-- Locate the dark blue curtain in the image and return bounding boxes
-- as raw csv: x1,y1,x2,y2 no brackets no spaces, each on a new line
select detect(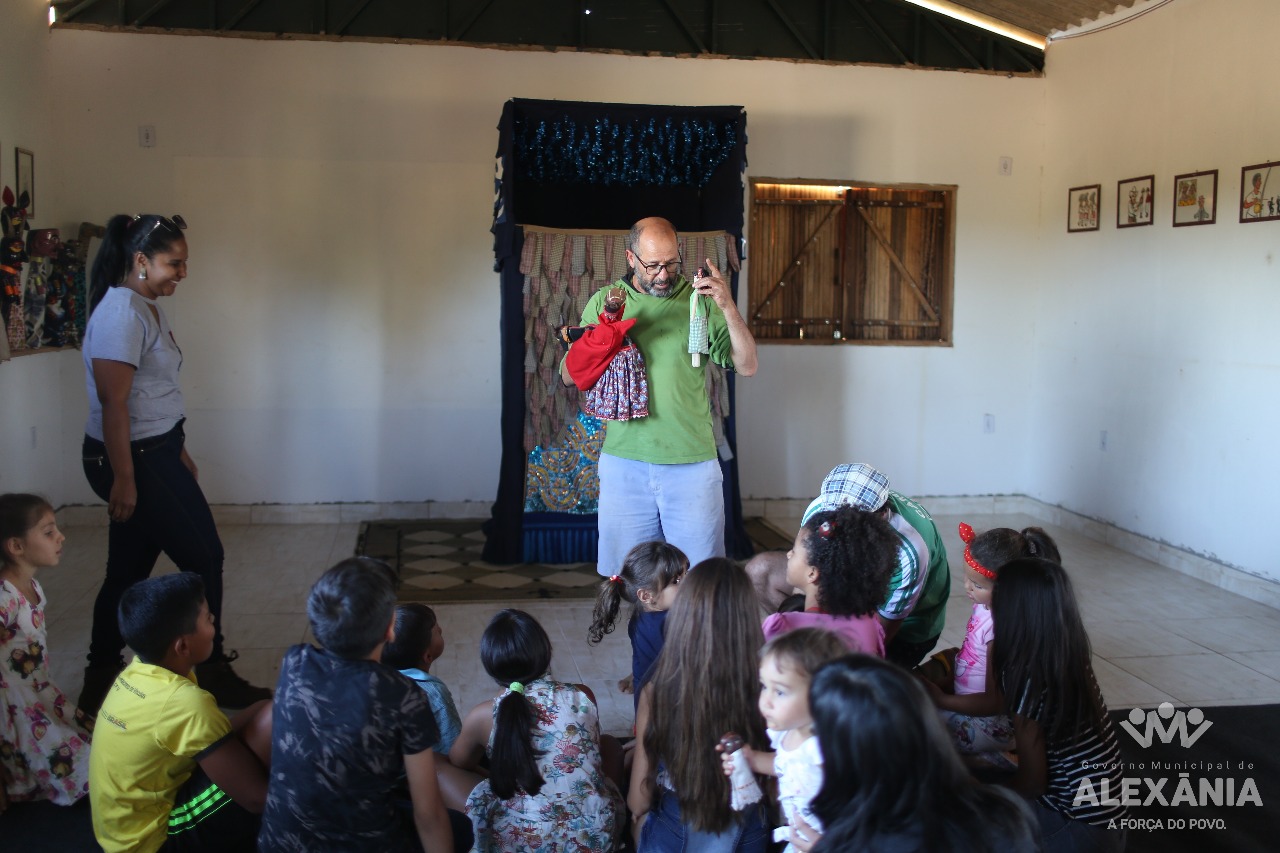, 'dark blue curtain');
485,99,751,564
